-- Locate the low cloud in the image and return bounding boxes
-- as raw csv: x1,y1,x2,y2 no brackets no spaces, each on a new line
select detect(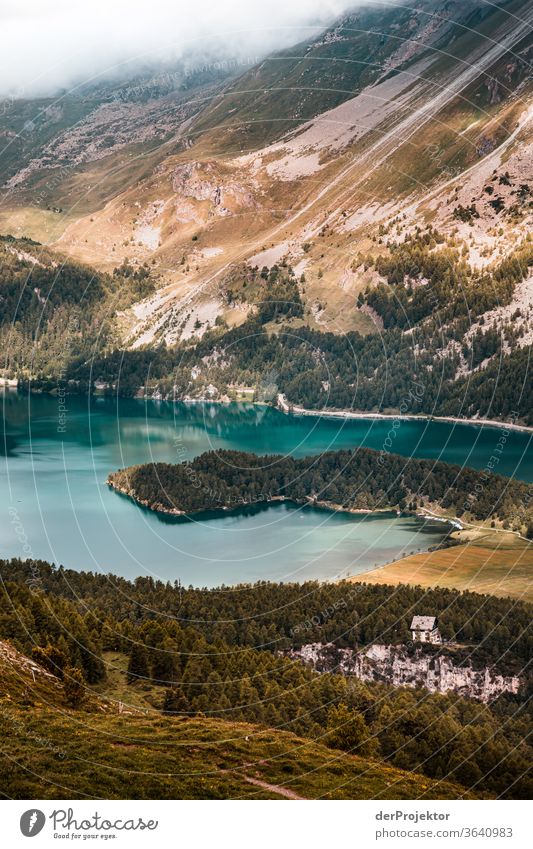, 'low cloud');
0,0,359,98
